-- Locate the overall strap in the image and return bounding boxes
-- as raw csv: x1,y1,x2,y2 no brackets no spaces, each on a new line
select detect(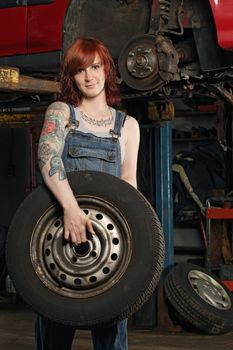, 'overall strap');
110,110,126,141
67,103,79,127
